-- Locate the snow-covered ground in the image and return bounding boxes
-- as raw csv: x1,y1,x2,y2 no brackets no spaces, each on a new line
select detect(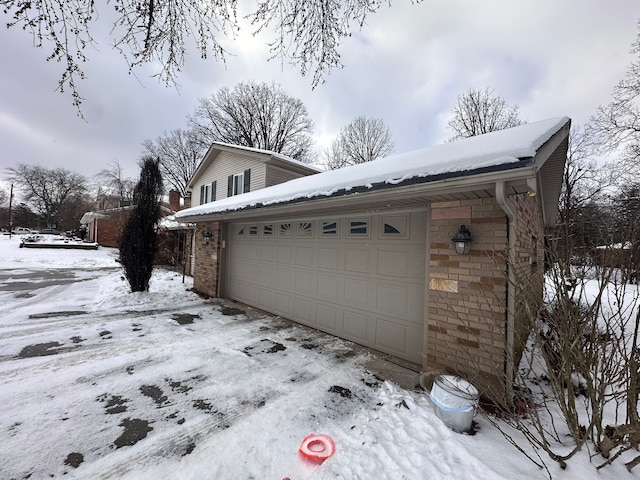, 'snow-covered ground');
0,234,633,479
